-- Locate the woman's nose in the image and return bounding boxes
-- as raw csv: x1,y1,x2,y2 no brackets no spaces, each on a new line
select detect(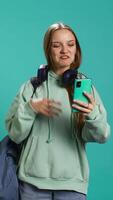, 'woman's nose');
60,45,68,53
